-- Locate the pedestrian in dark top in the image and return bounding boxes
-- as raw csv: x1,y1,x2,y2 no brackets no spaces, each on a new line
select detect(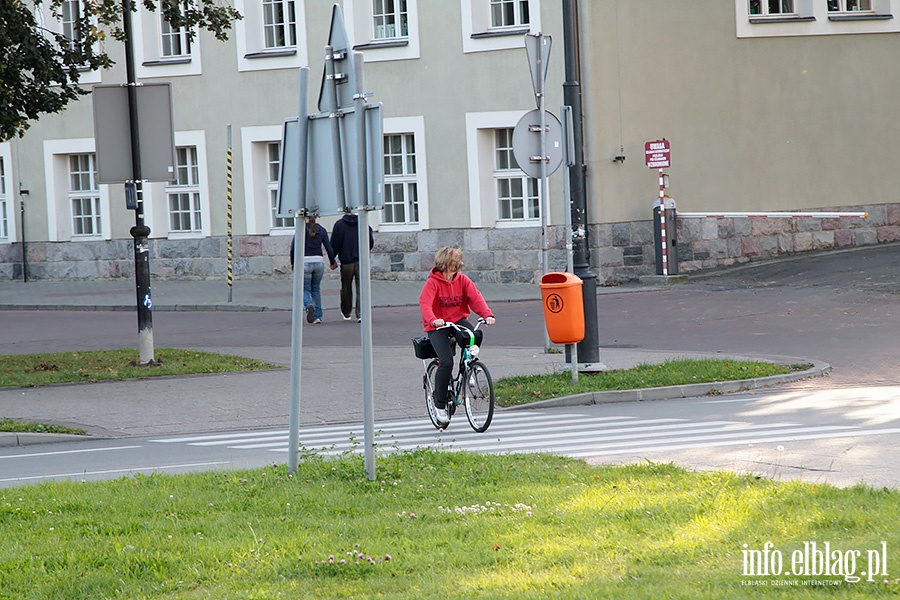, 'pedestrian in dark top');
330,209,374,322
290,214,337,324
